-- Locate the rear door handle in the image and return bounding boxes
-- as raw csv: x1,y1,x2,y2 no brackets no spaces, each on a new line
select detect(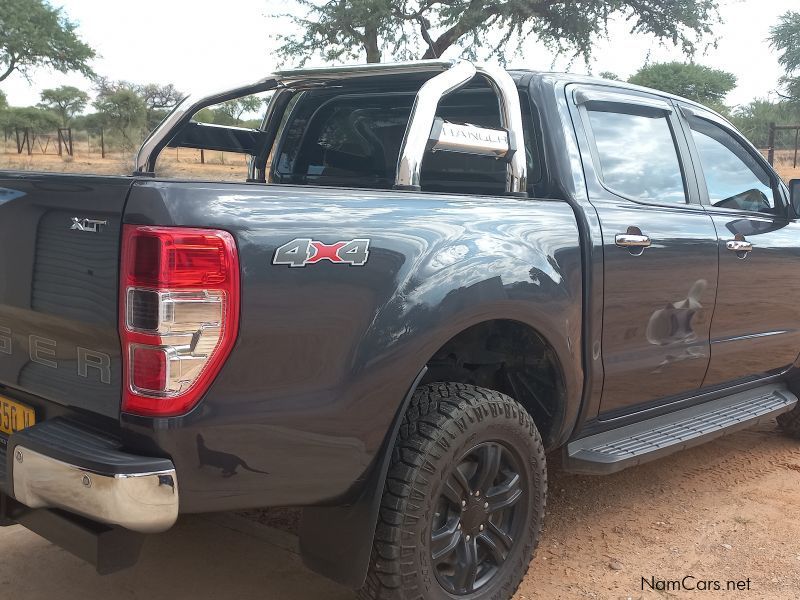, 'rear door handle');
726,239,753,253
615,233,651,248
